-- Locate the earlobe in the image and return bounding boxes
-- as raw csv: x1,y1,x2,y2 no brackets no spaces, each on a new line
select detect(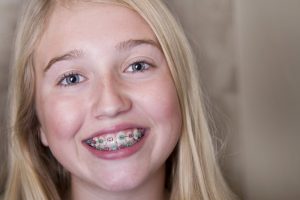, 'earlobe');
39,128,49,146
